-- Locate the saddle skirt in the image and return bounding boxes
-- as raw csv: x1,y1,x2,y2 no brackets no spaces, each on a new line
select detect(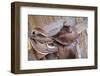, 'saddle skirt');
29,37,58,54
28,28,58,59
